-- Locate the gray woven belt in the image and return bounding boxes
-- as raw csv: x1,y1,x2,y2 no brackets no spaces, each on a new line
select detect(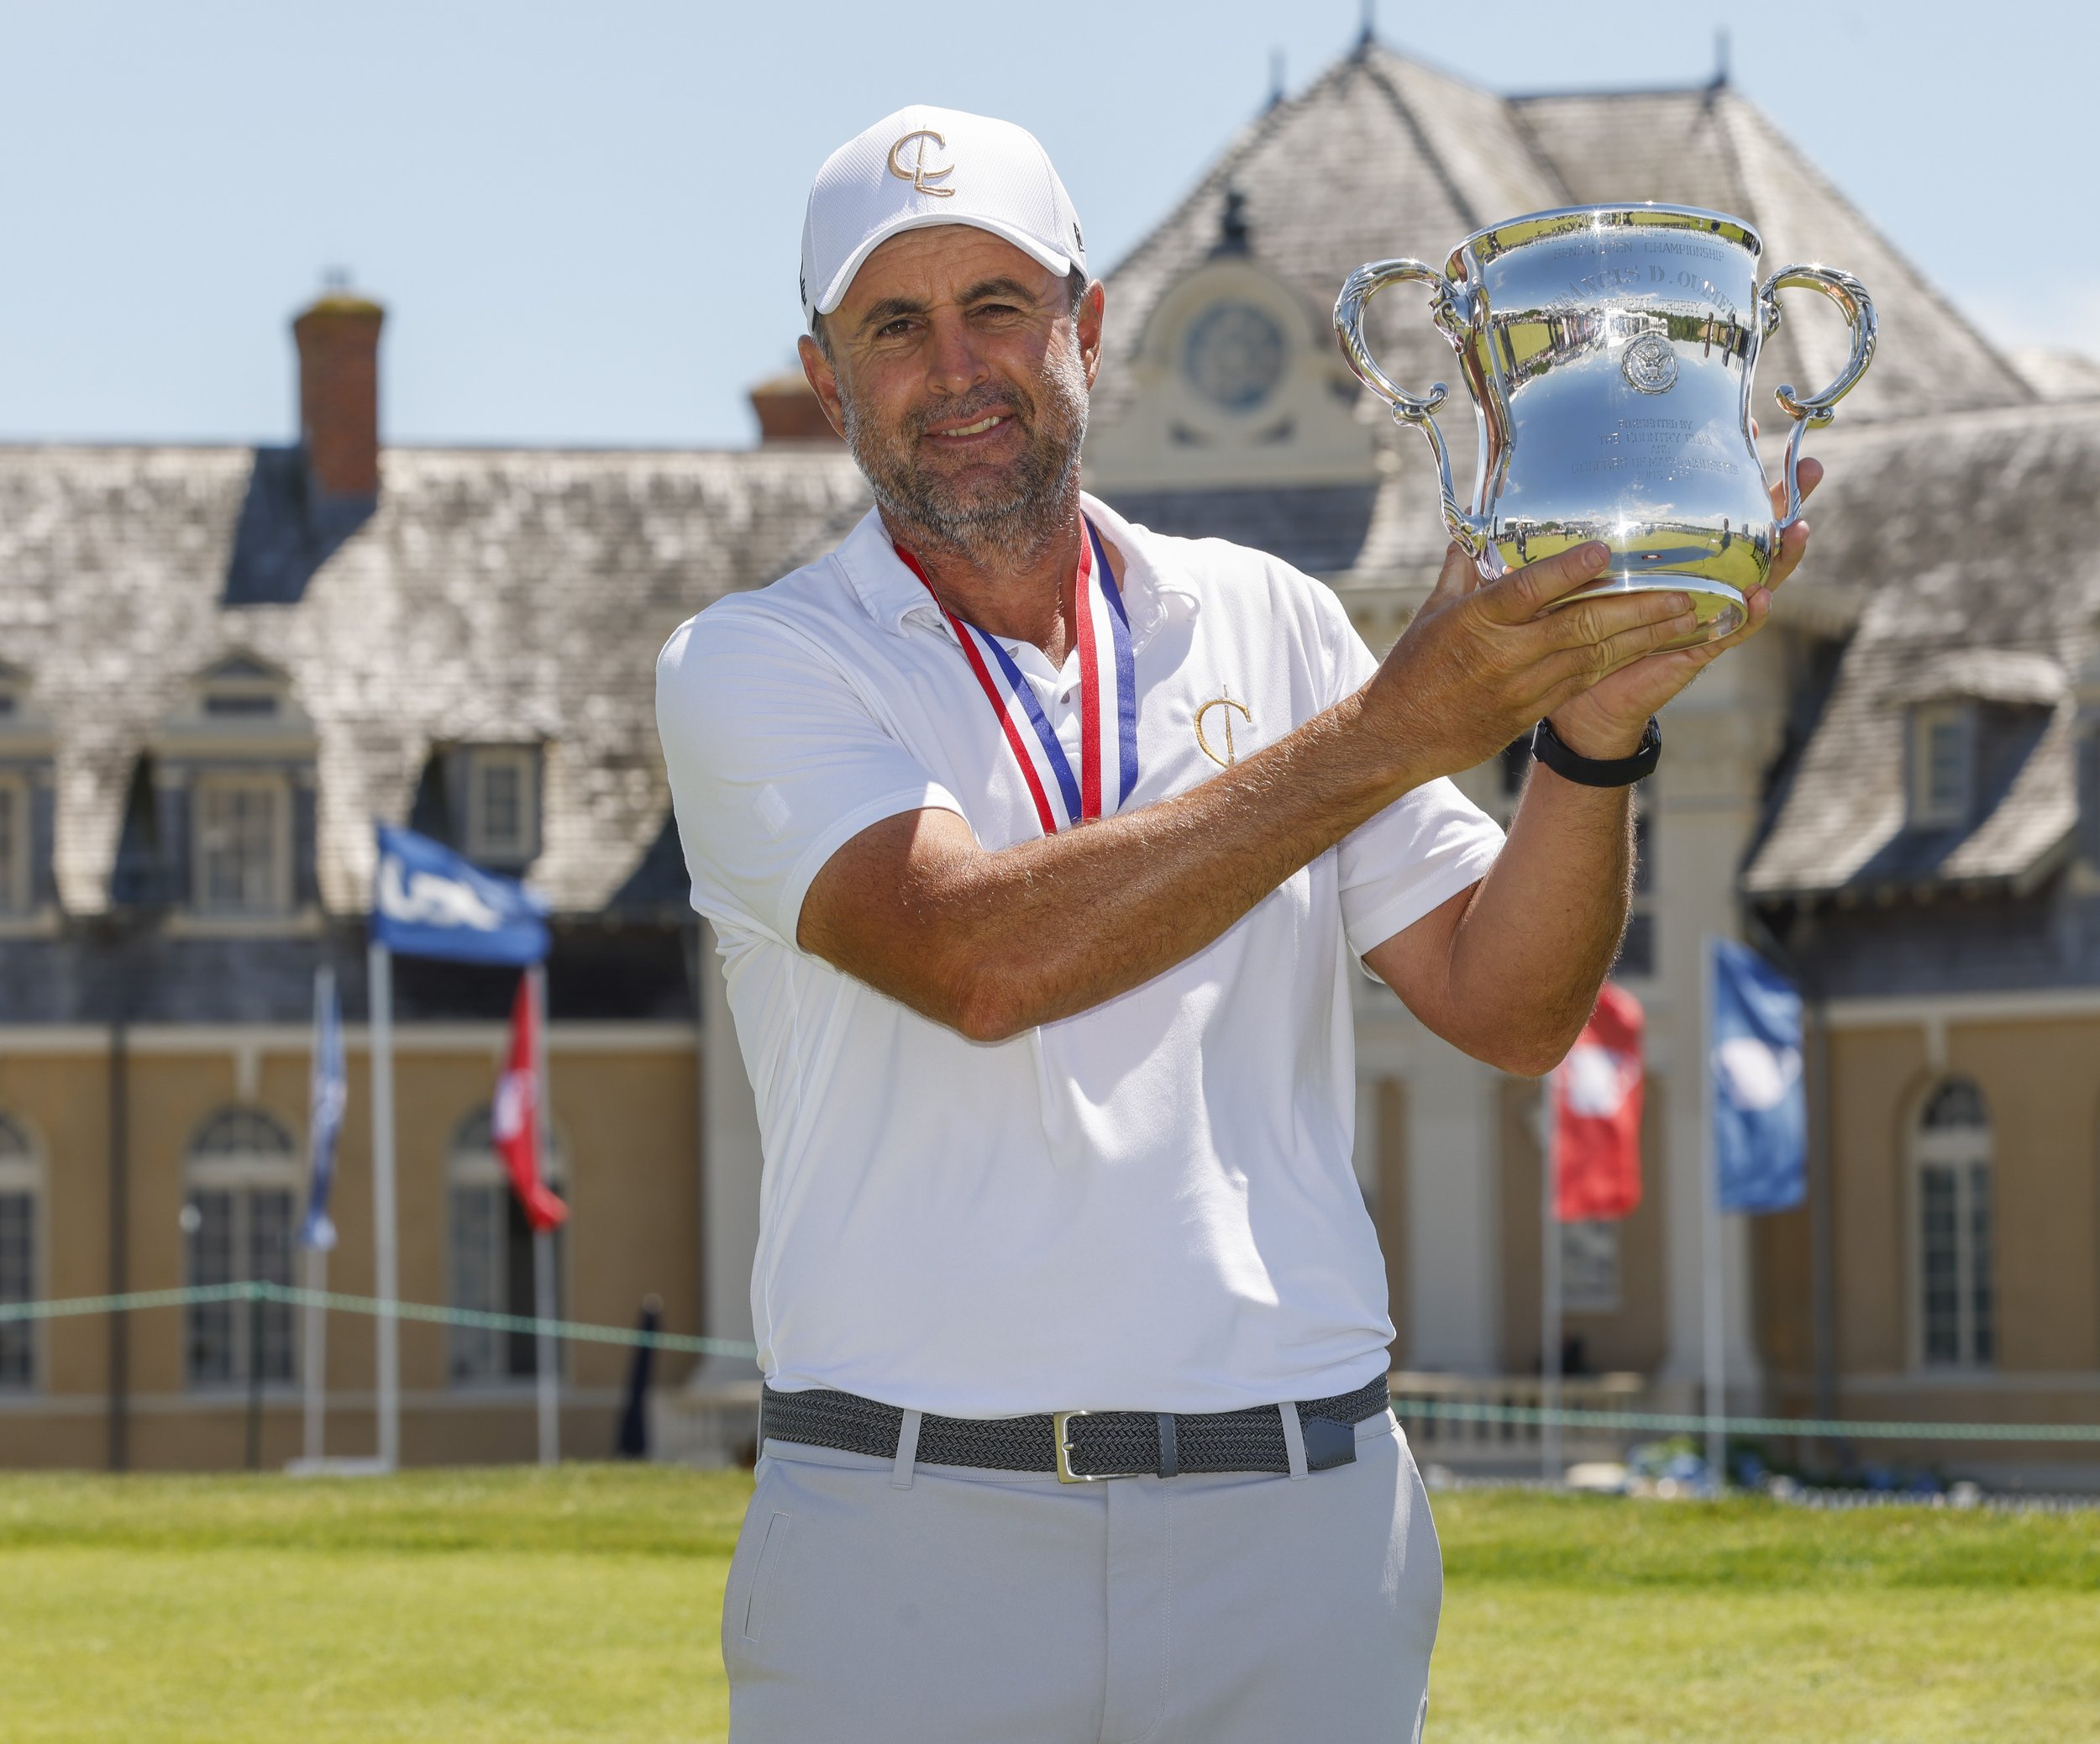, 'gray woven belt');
760,1374,1391,1483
